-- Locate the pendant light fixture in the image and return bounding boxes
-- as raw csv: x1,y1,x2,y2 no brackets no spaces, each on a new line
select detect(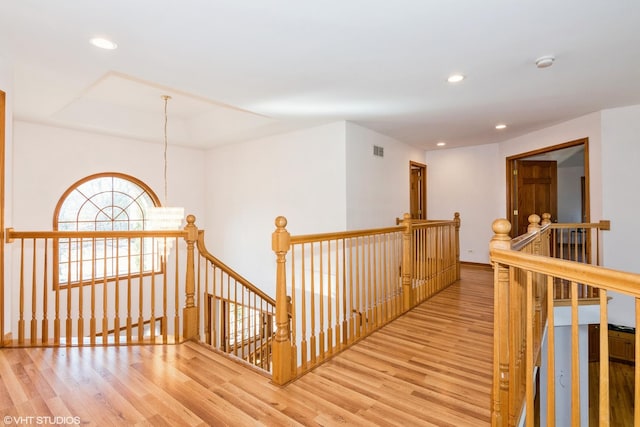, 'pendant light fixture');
148,95,185,254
